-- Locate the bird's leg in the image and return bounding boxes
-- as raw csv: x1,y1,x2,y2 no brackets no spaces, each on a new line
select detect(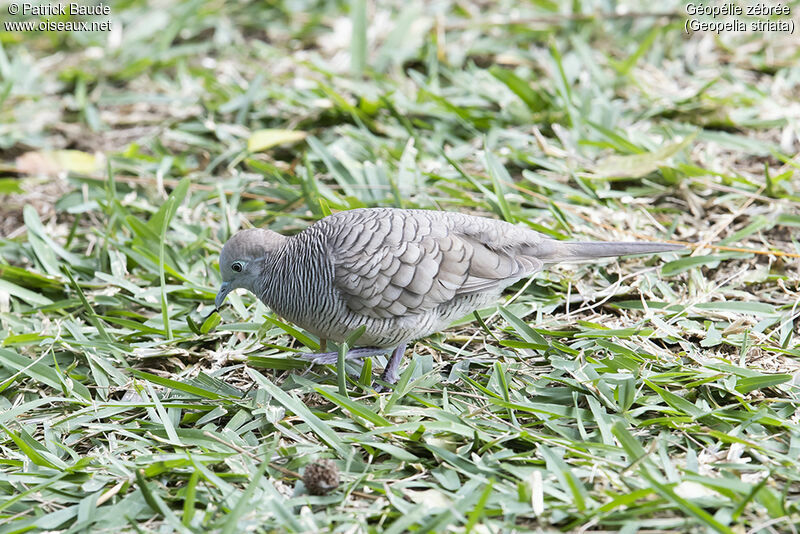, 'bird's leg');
297,347,391,365
298,344,408,390
378,343,407,386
